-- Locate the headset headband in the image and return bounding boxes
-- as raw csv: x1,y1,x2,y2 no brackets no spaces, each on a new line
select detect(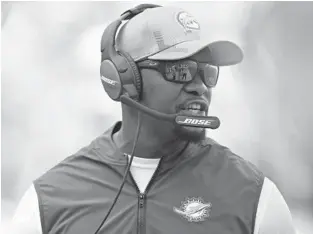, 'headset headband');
120,4,161,20
101,4,161,54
